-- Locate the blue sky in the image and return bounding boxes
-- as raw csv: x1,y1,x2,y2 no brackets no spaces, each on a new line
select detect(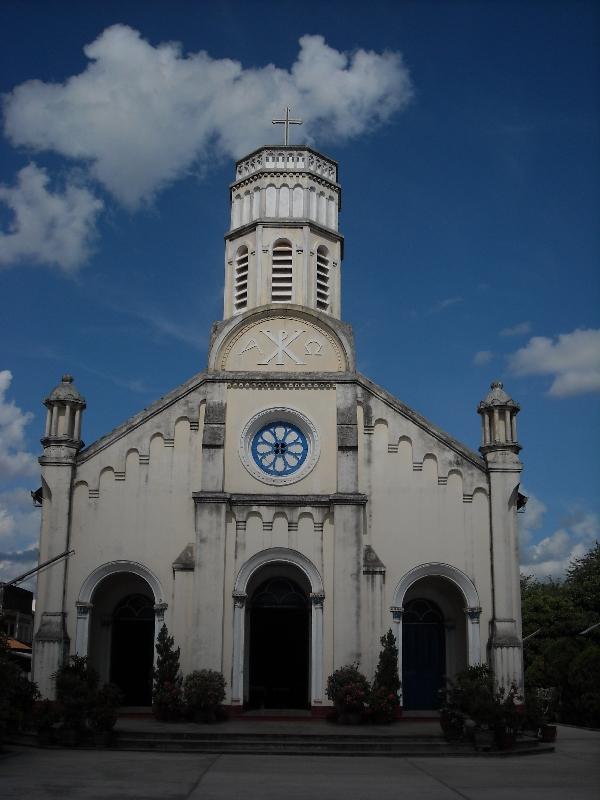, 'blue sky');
0,0,598,585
